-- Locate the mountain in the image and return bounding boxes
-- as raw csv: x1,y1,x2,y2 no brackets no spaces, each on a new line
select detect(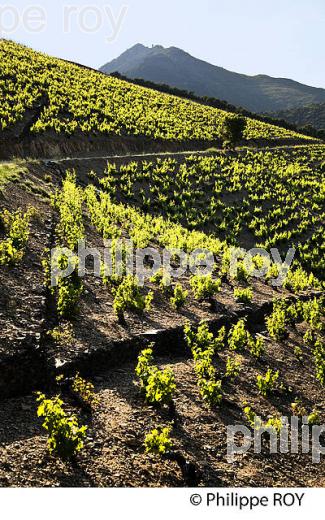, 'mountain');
268,103,325,131
100,44,325,113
